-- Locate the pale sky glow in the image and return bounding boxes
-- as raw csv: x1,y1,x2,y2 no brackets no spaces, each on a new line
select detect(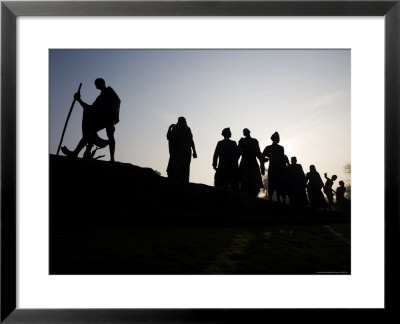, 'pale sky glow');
50,49,350,187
